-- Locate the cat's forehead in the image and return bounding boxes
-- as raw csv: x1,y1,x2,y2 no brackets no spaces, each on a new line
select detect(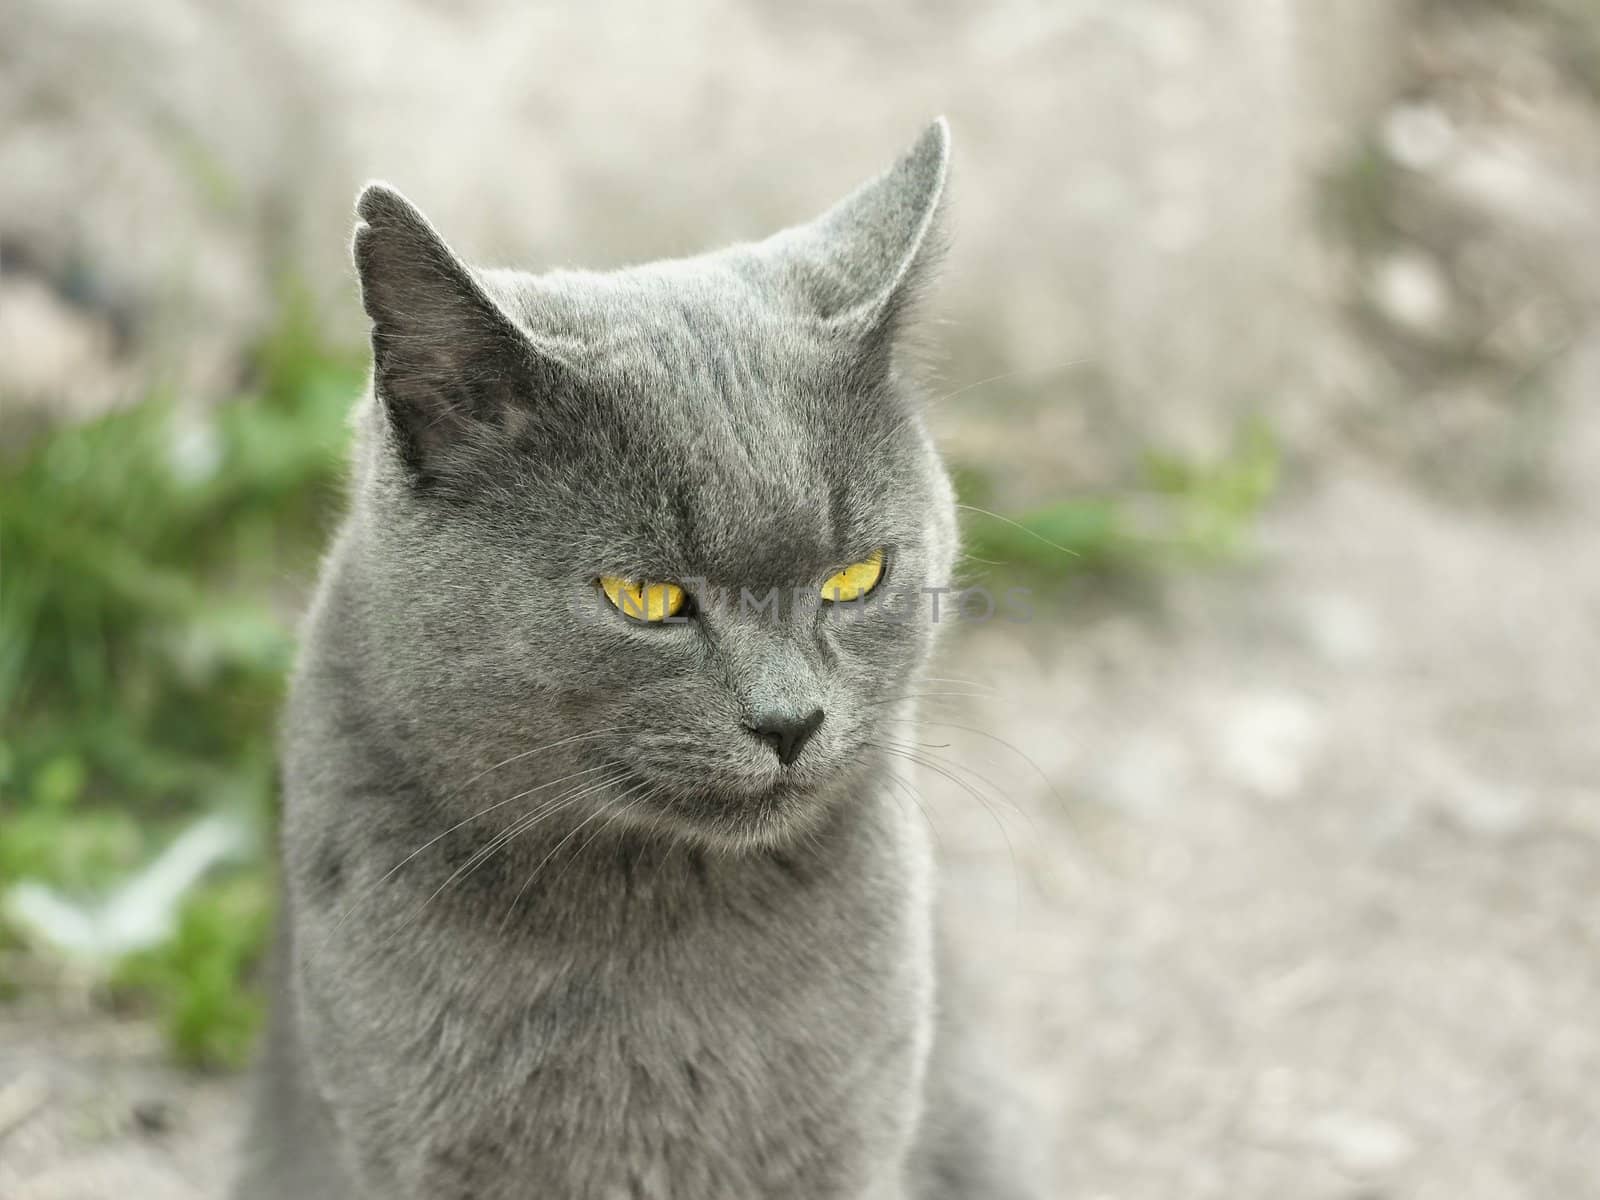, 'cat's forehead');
601,438,897,587
492,264,916,579
580,351,891,582
503,259,884,448
499,258,798,361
